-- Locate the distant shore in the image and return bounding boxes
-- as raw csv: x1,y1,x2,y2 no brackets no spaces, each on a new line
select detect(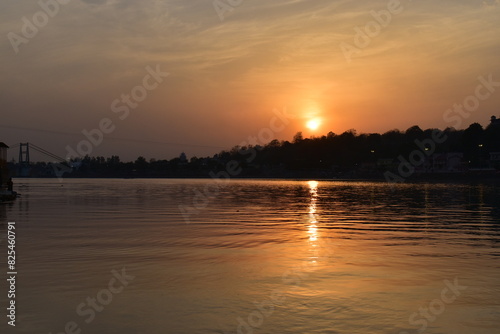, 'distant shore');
12,172,500,185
